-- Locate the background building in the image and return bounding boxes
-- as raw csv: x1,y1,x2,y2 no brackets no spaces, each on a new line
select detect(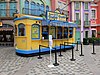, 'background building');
0,0,51,46
68,0,92,42
0,0,19,46
51,0,68,15
91,0,100,38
